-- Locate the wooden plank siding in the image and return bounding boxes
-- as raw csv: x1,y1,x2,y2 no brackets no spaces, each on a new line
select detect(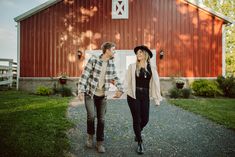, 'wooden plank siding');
19,0,224,77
